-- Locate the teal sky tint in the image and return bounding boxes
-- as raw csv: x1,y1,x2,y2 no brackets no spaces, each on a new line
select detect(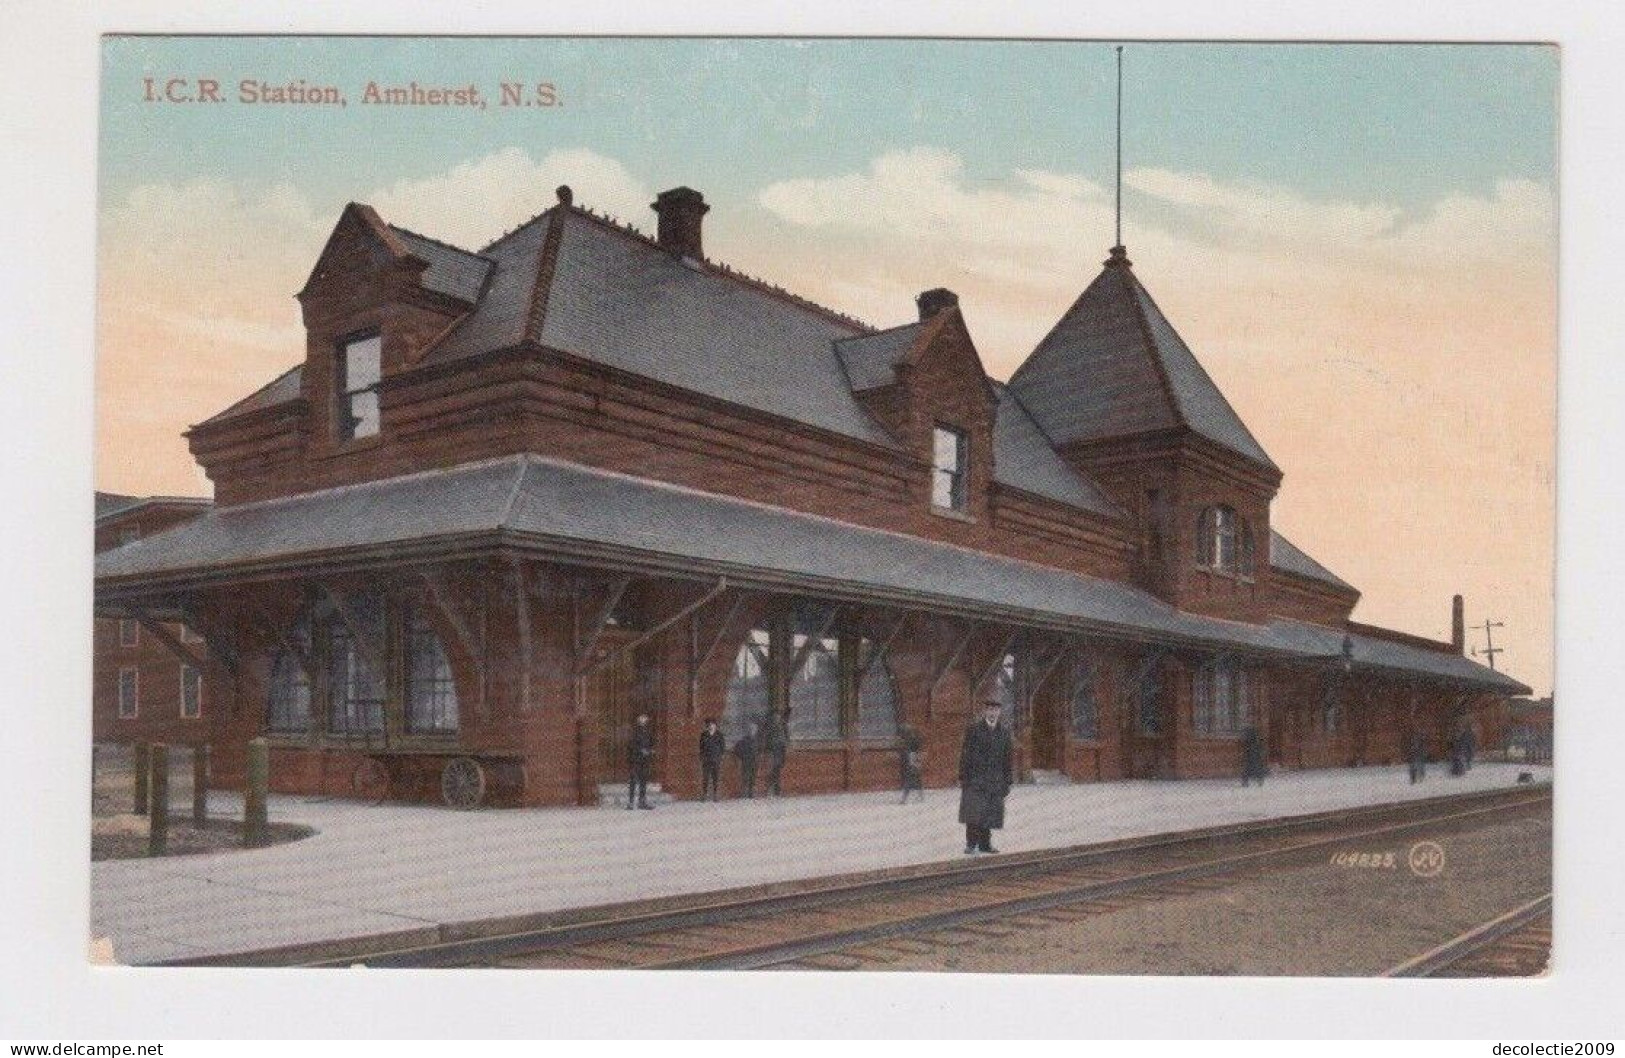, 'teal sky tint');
101,37,1556,221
